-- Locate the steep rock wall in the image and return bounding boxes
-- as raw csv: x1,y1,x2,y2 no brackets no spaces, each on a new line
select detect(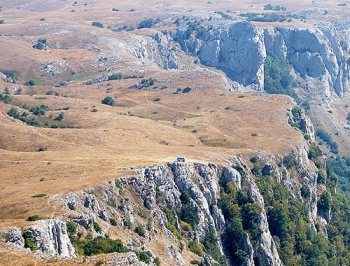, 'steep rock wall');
172,20,349,98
